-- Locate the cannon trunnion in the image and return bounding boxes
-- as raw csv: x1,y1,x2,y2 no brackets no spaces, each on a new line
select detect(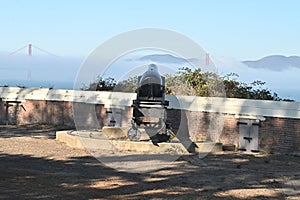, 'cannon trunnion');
128,64,171,143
